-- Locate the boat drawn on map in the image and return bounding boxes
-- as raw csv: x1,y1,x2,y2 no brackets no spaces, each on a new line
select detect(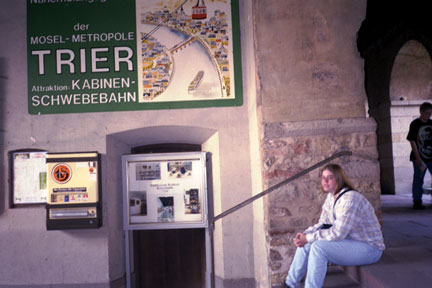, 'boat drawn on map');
188,70,204,93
